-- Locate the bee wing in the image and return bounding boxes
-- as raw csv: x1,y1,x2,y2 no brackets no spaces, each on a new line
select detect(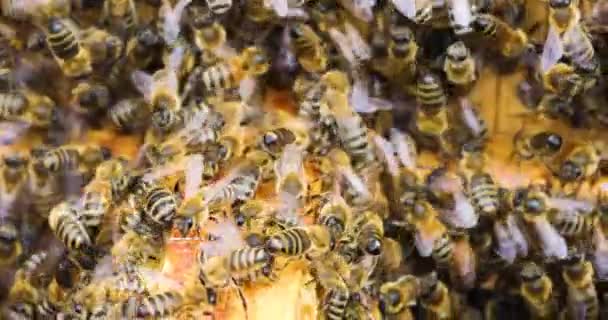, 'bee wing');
239,77,257,102
593,225,608,280
414,229,437,257
372,135,400,177
328,28,358,67
459,98,483,137
0,121,30,145
199,220,245,258
533,217,567,259
390,128,417,170
391,0,416,19
493,220,517,263
338,0,374,22
184,154,204,199
344,22,371,61
447,0,474,31
443,191,478,228
338,165,371,198
275,144,304,180
161,0,192,45
167,45,185,74
541,25,564,73
548,197,595,213
131,70,154,102
506,215,528,257
267,0,289,16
